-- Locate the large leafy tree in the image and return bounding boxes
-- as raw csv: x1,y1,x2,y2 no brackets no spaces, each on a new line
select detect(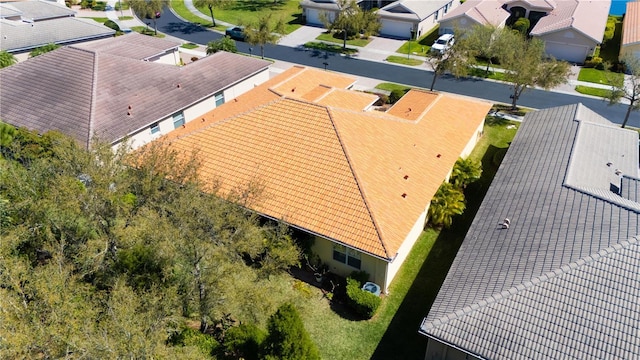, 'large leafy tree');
0,50,17,68
607,53,640,128
206,36,237,54
500,33,571,109
261,303,320,360
427,182,466,229
461,25,512,75
131,0,168,36
425,36,475,91
243,14,284,59
194,0,229,27
321,0,381,49
29,43,60,58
